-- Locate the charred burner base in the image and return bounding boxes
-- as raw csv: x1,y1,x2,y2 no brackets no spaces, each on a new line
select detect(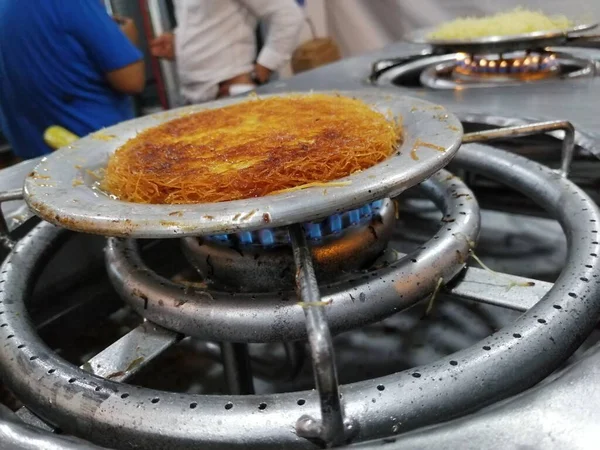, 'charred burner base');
181,199,396,292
